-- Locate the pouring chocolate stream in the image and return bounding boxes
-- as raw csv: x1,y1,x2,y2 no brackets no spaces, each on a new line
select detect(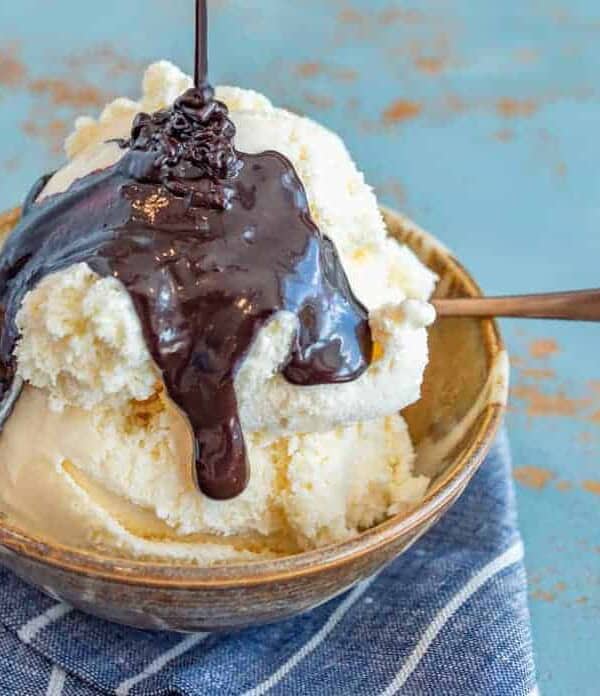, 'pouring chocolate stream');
0,0,372,500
